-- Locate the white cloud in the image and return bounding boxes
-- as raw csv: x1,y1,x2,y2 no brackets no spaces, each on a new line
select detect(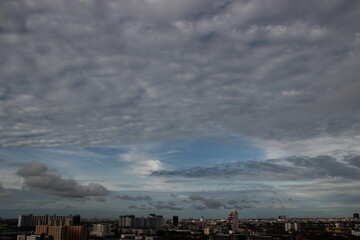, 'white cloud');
119,148,165,175
253,135,360,159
